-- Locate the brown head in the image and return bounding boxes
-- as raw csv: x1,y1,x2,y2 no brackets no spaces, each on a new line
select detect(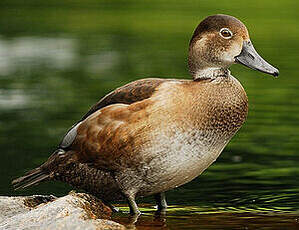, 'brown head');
188,14,279,79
